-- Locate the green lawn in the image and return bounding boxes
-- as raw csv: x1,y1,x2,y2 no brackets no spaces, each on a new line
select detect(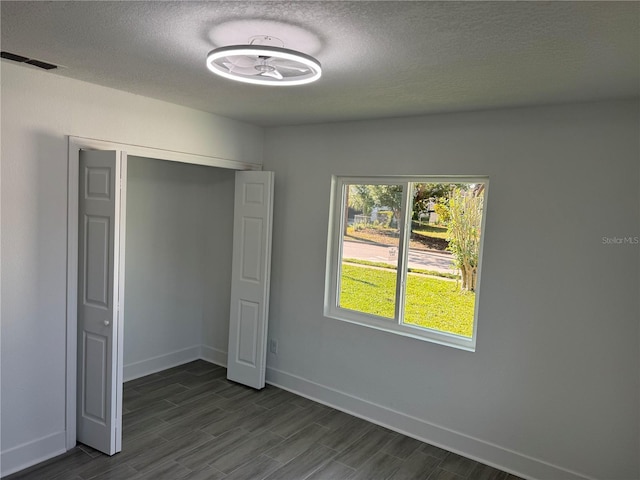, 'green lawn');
411,223,449,239
339,263,475,337
344,257,459,280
